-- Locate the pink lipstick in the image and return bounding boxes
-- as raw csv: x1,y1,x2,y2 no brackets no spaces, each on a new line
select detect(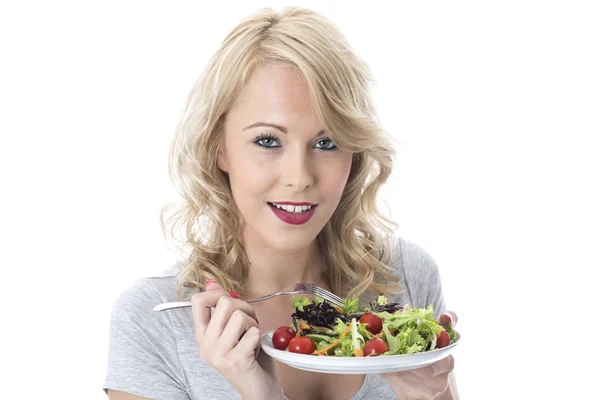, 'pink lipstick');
268,202,318,225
